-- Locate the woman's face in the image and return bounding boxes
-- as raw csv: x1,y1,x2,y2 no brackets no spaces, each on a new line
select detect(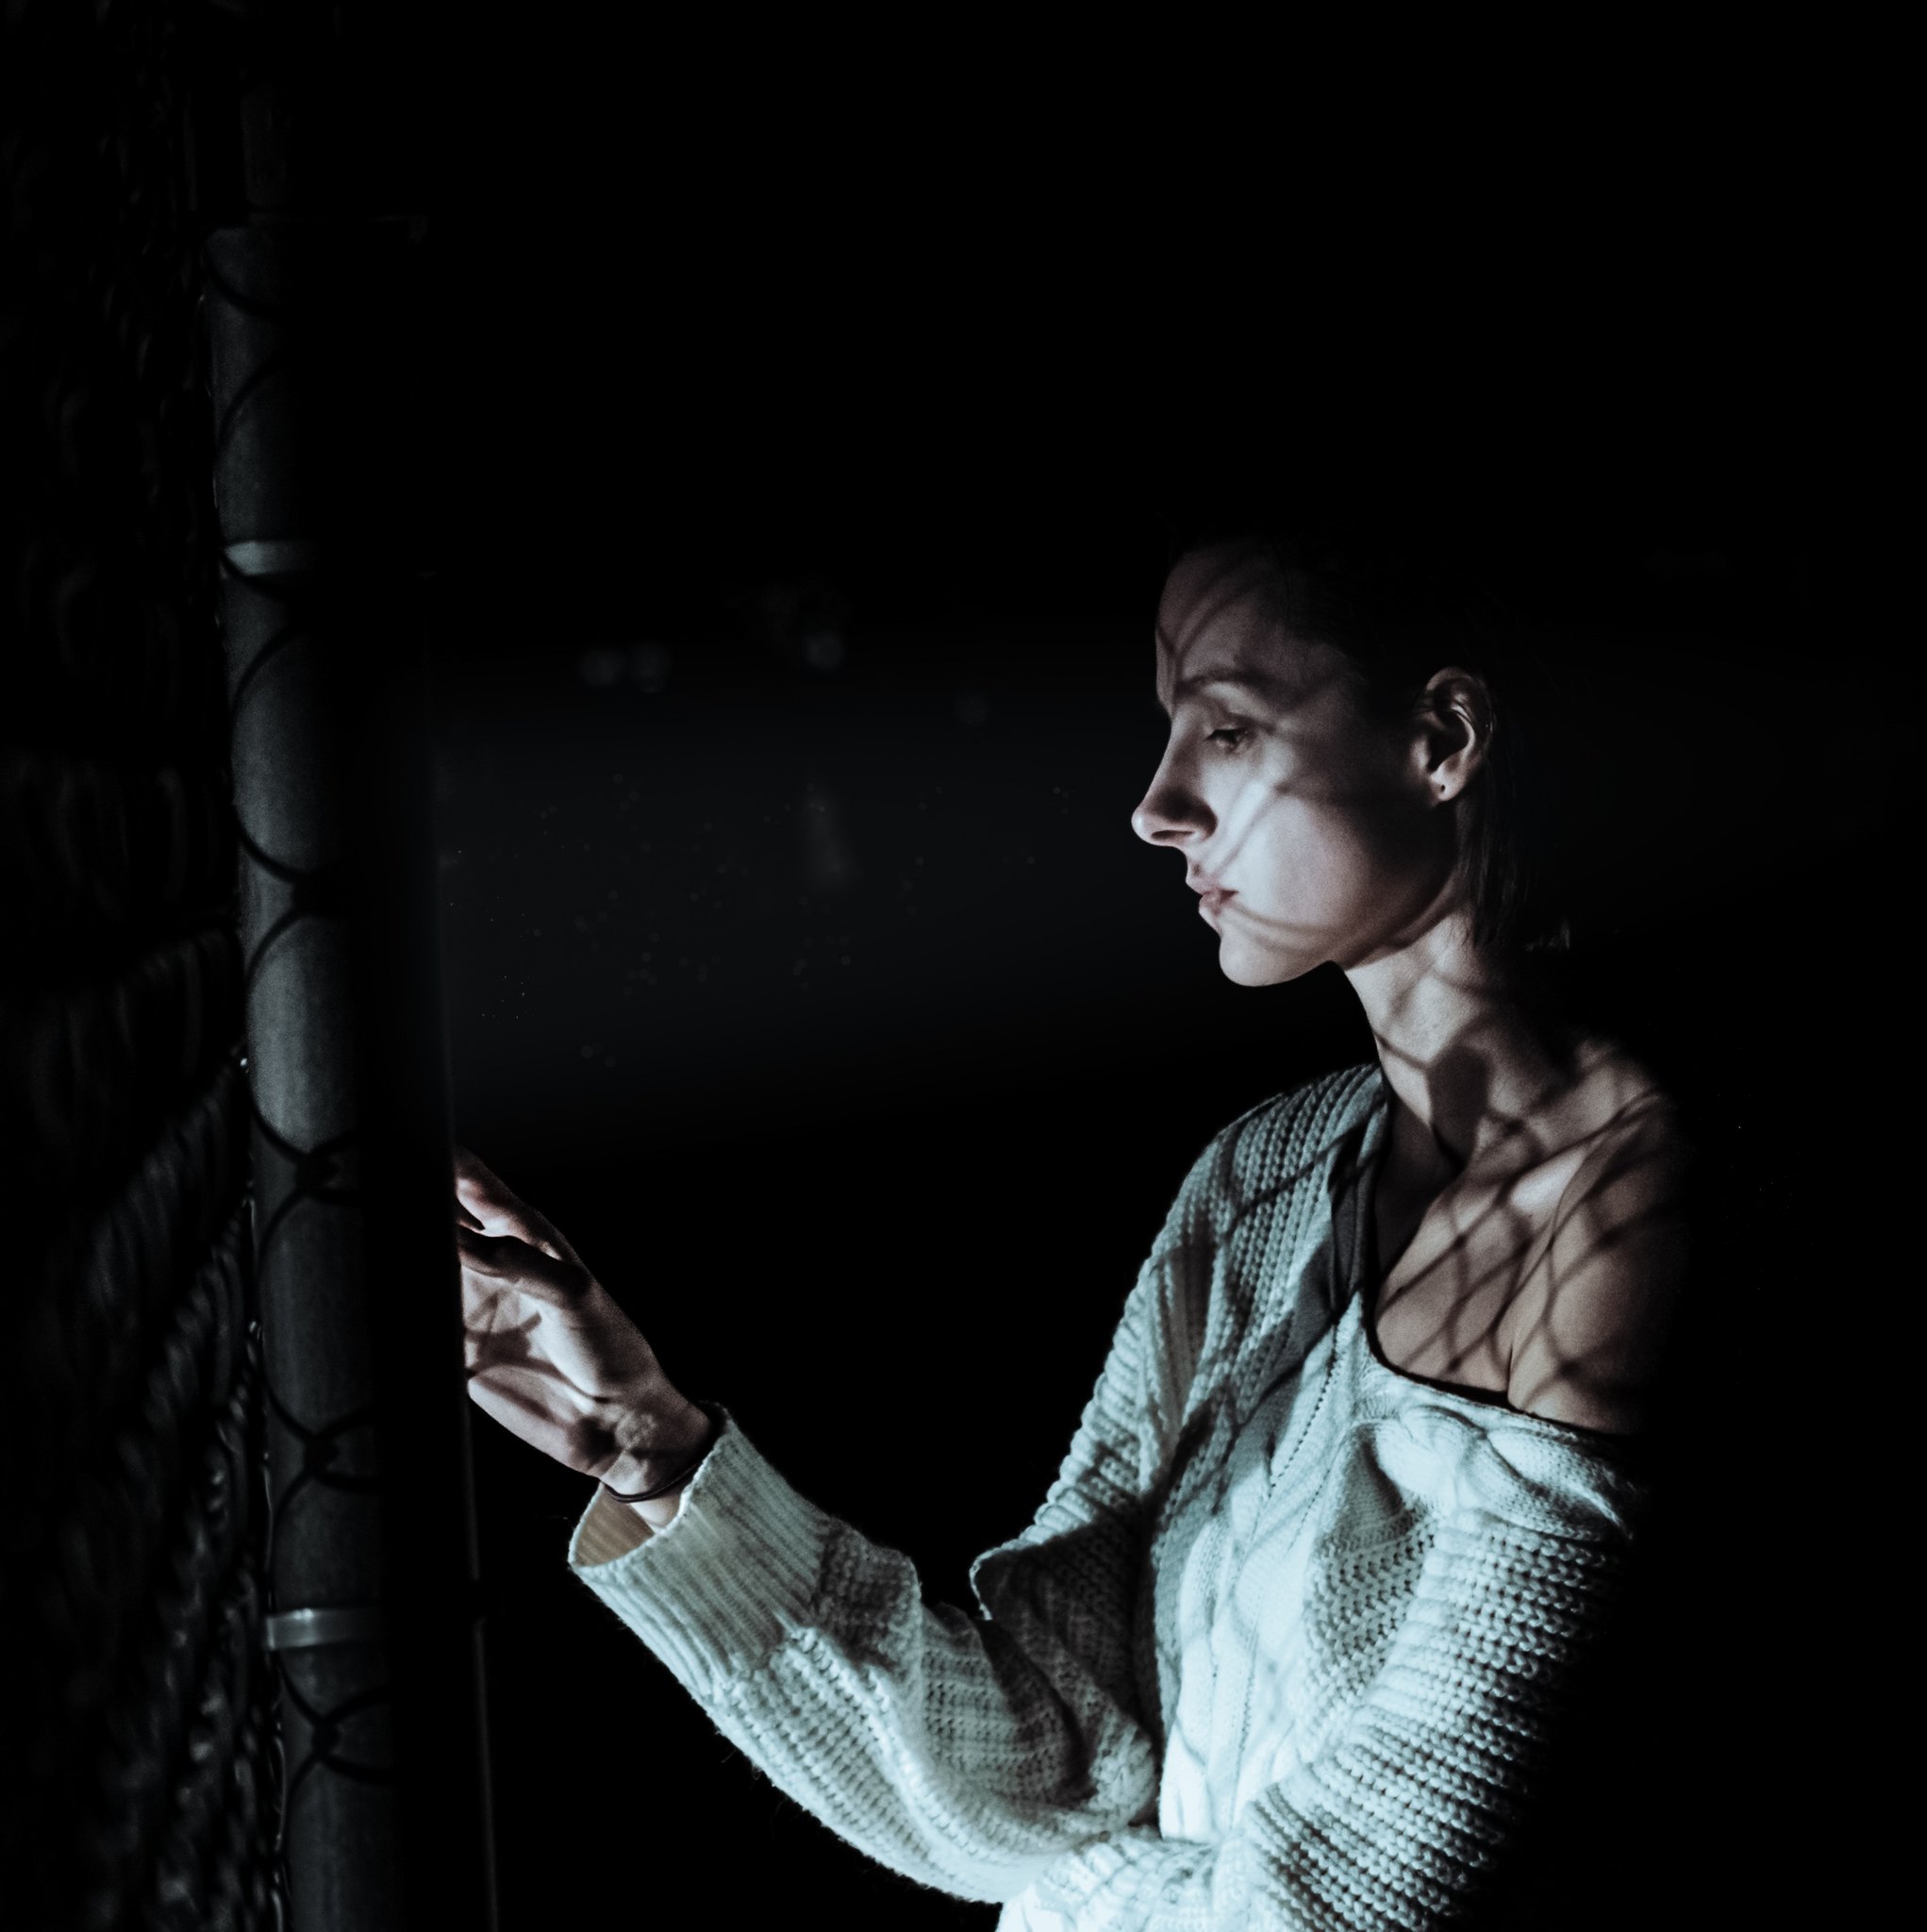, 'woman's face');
1132,544,1459,985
